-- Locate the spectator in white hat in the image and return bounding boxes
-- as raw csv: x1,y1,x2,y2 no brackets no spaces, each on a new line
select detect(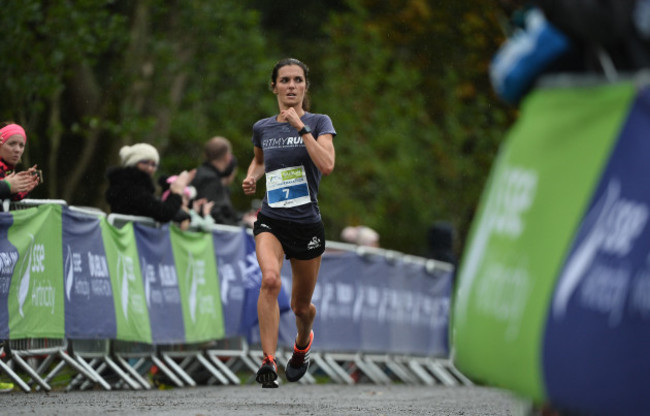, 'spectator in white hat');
105,143,195,223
